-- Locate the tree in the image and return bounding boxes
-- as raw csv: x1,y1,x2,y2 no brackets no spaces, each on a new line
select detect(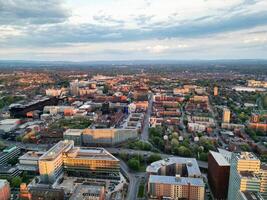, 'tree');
127,158,140,171
11,177,22,188
199,152,208,161
147,154,162,163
